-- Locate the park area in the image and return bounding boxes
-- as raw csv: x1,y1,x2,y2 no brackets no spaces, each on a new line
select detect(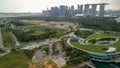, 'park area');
0,51,30,68
1,19,69,48
71,31,120,54
1,27,16,48
11,25,67,43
